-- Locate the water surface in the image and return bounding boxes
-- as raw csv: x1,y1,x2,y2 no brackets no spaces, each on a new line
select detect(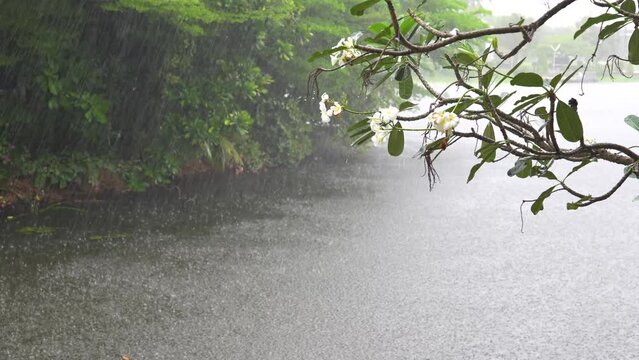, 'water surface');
1,83,638,359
